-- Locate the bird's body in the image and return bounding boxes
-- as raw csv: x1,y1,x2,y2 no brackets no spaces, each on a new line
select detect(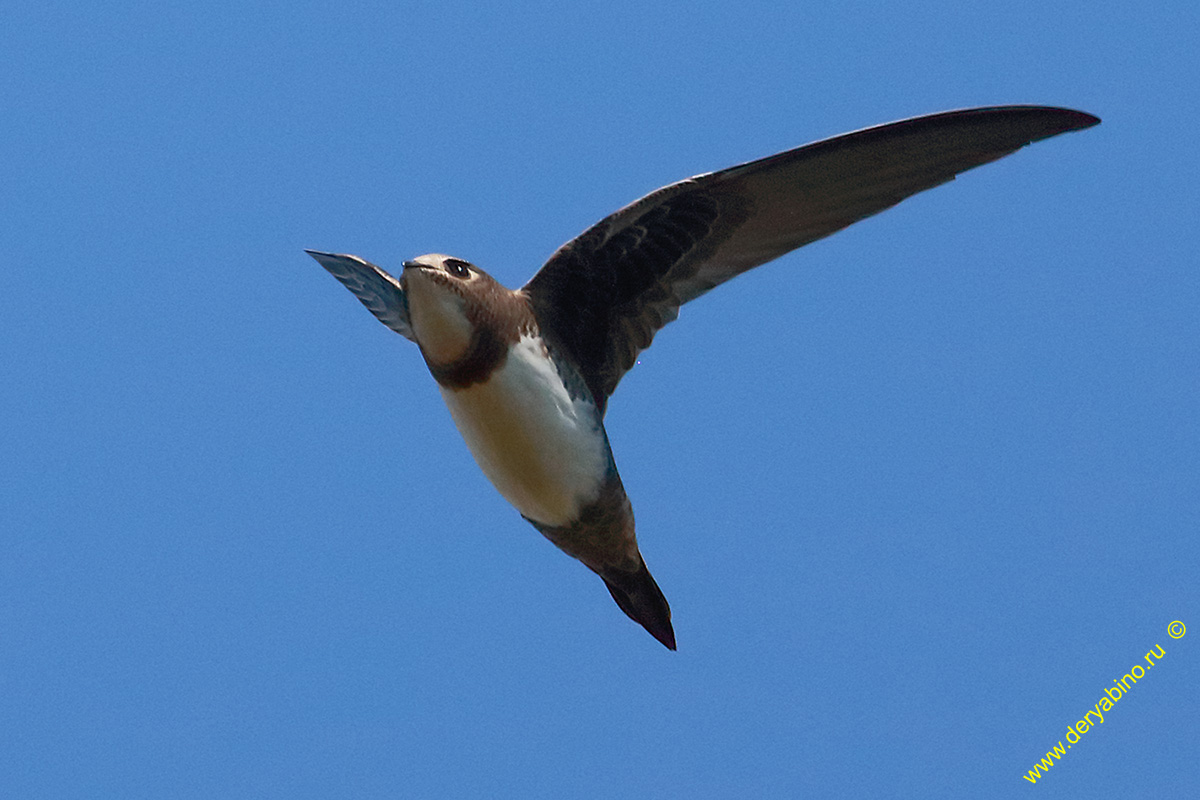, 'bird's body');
308,105,1099,649
438,332,610,530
